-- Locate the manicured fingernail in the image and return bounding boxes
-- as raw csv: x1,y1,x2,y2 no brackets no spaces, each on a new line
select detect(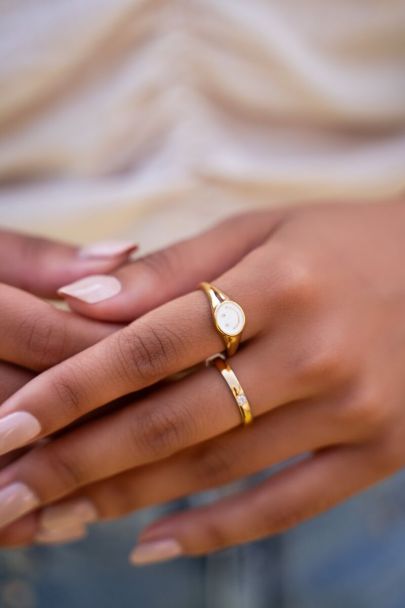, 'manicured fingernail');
0,412,41,456
0,483,39,528
79,240,137,260
130,539,183,566
40,498,97,532
57,275,122,303
35,524,87,545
